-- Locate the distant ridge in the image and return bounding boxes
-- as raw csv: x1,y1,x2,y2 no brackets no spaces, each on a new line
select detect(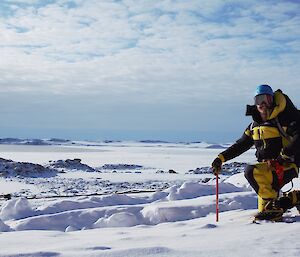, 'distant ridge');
0,137,231,148
139,140,170,144
205,144,227,149
0,138,49,145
